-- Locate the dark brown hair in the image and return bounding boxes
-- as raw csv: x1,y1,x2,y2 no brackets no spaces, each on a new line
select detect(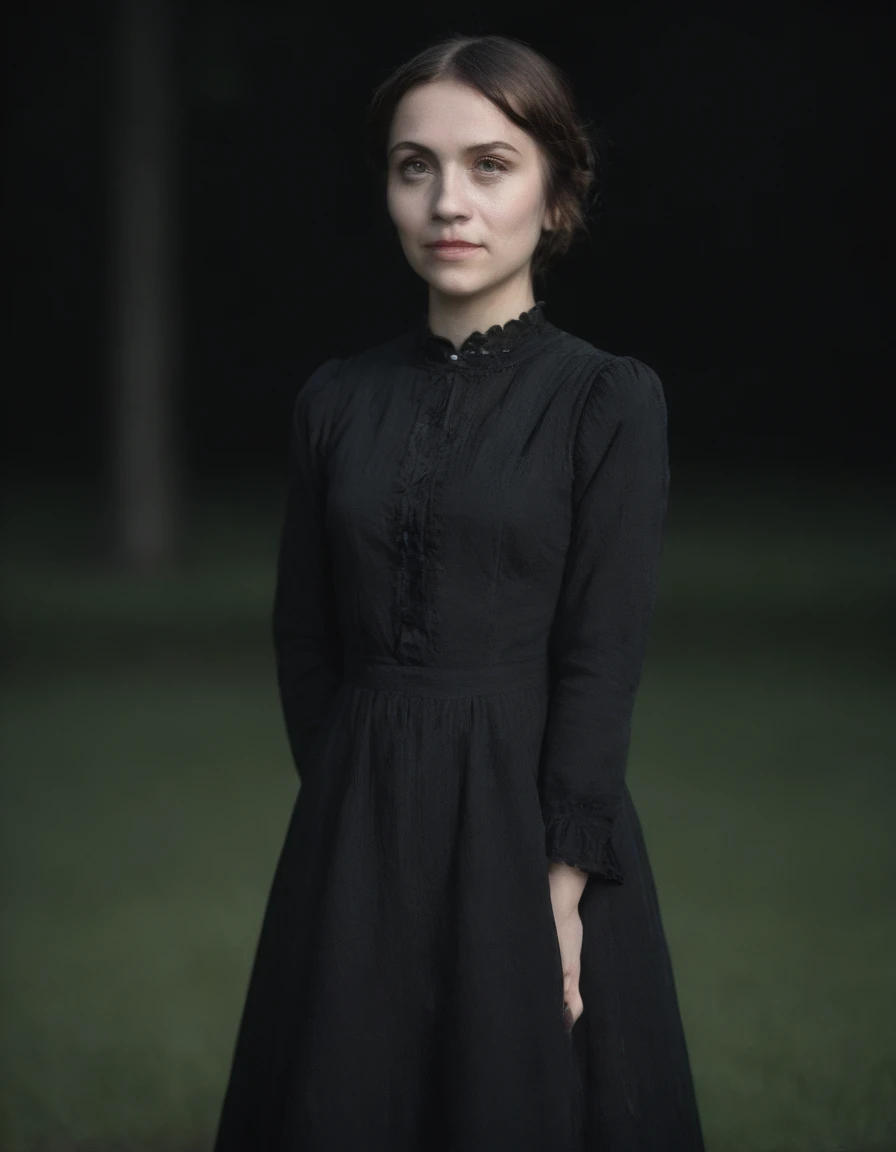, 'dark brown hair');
365,34,604,283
